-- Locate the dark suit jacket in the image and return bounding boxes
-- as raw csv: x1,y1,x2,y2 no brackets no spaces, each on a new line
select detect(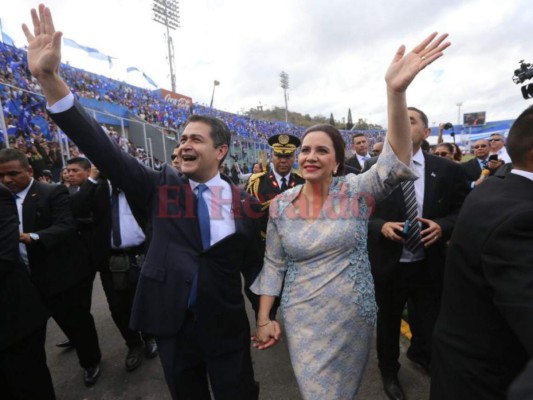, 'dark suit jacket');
460,157,483,182
430,174,533,400
366,153,467,284
345,154,364,173
22,181,92,298
0,184,50,351
50,101,263,355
